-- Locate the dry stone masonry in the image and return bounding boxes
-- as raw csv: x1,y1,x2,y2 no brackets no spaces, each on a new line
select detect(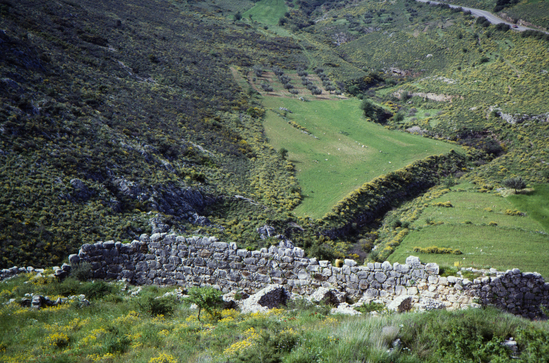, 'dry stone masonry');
3,233,549,318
